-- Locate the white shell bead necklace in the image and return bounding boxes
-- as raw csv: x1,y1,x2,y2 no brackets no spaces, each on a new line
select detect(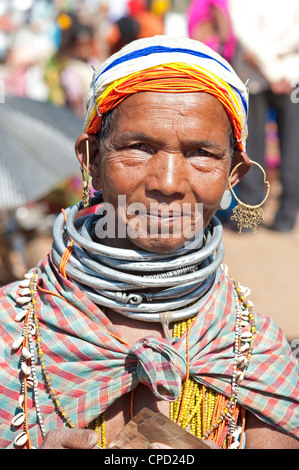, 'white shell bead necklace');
11,271,46,448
